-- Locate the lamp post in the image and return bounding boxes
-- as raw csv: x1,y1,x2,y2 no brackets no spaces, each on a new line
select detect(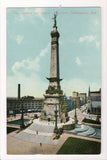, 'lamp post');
20,97,25,129
74,101,78,124
54,104,59,135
